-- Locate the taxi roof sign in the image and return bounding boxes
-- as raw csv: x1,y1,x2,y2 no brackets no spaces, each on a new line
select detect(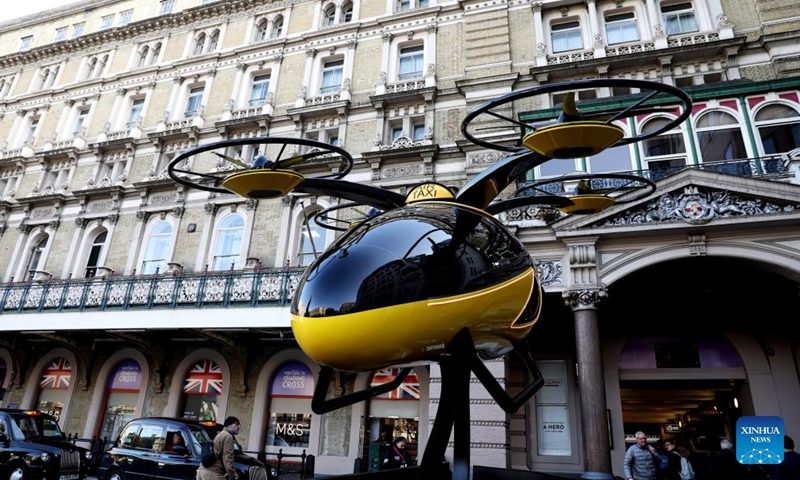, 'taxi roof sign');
406,183,455,204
